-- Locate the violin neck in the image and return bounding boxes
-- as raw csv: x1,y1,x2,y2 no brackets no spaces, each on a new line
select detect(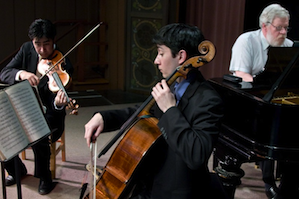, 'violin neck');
52,72,70,102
